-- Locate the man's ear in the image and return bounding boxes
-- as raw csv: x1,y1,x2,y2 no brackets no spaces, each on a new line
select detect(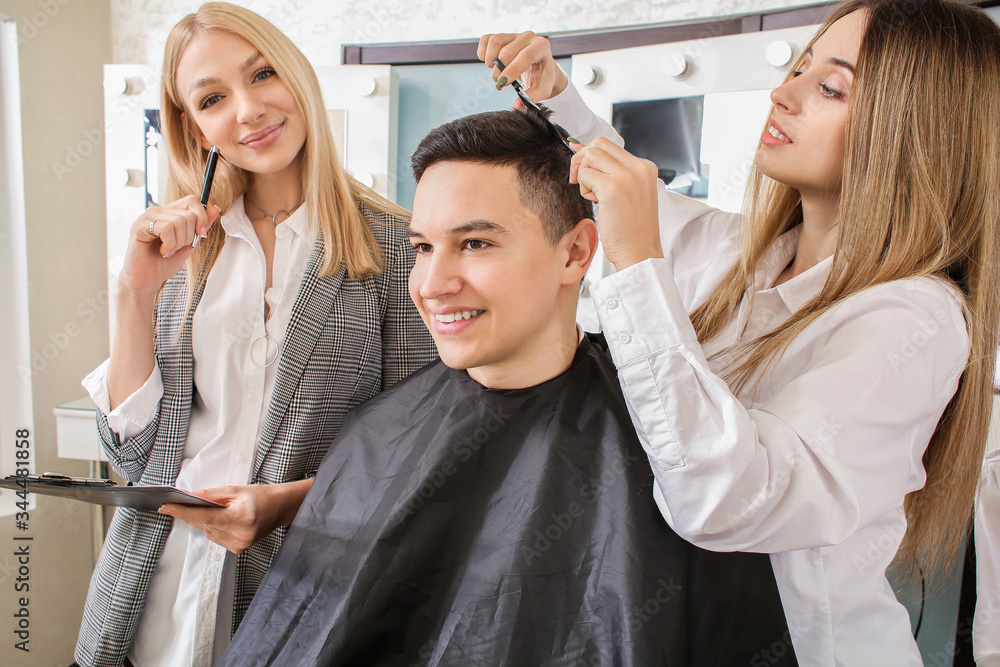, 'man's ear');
181,111,213,151
561,218,599,285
